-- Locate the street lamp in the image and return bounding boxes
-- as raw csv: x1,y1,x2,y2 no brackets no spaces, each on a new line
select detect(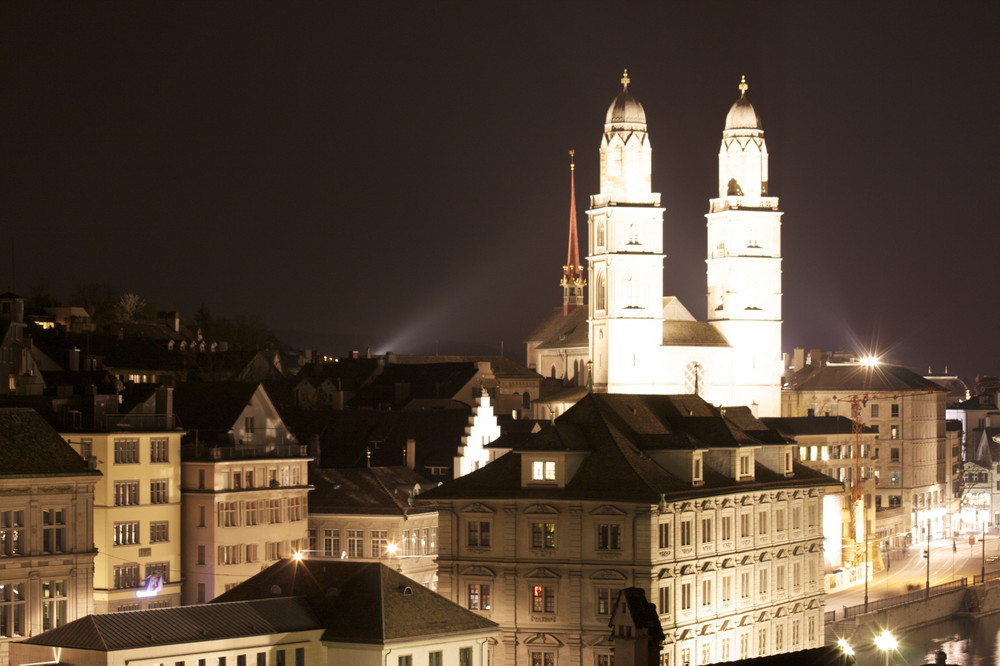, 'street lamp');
874,629,897,666
837,638,854,665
